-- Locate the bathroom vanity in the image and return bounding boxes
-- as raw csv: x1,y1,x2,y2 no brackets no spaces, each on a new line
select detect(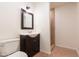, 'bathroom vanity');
20,8,39,57
20,33,40,57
